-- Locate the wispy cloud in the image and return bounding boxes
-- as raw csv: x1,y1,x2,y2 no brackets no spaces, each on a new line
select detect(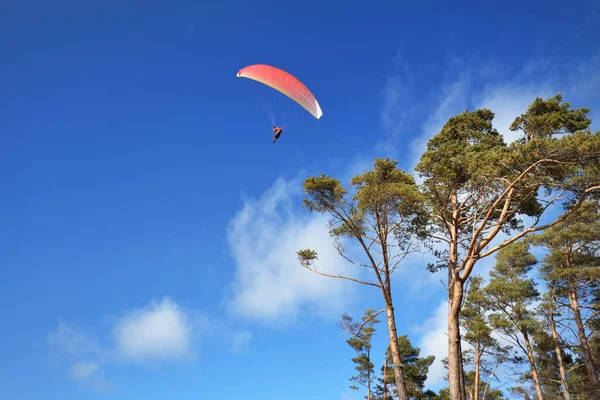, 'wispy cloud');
48,321,103,359
48,322,110,390
380,76,413,137
376,57,421,158
69,360,99,380
230,330,252,354
408,71,472,175
226,177,362,325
